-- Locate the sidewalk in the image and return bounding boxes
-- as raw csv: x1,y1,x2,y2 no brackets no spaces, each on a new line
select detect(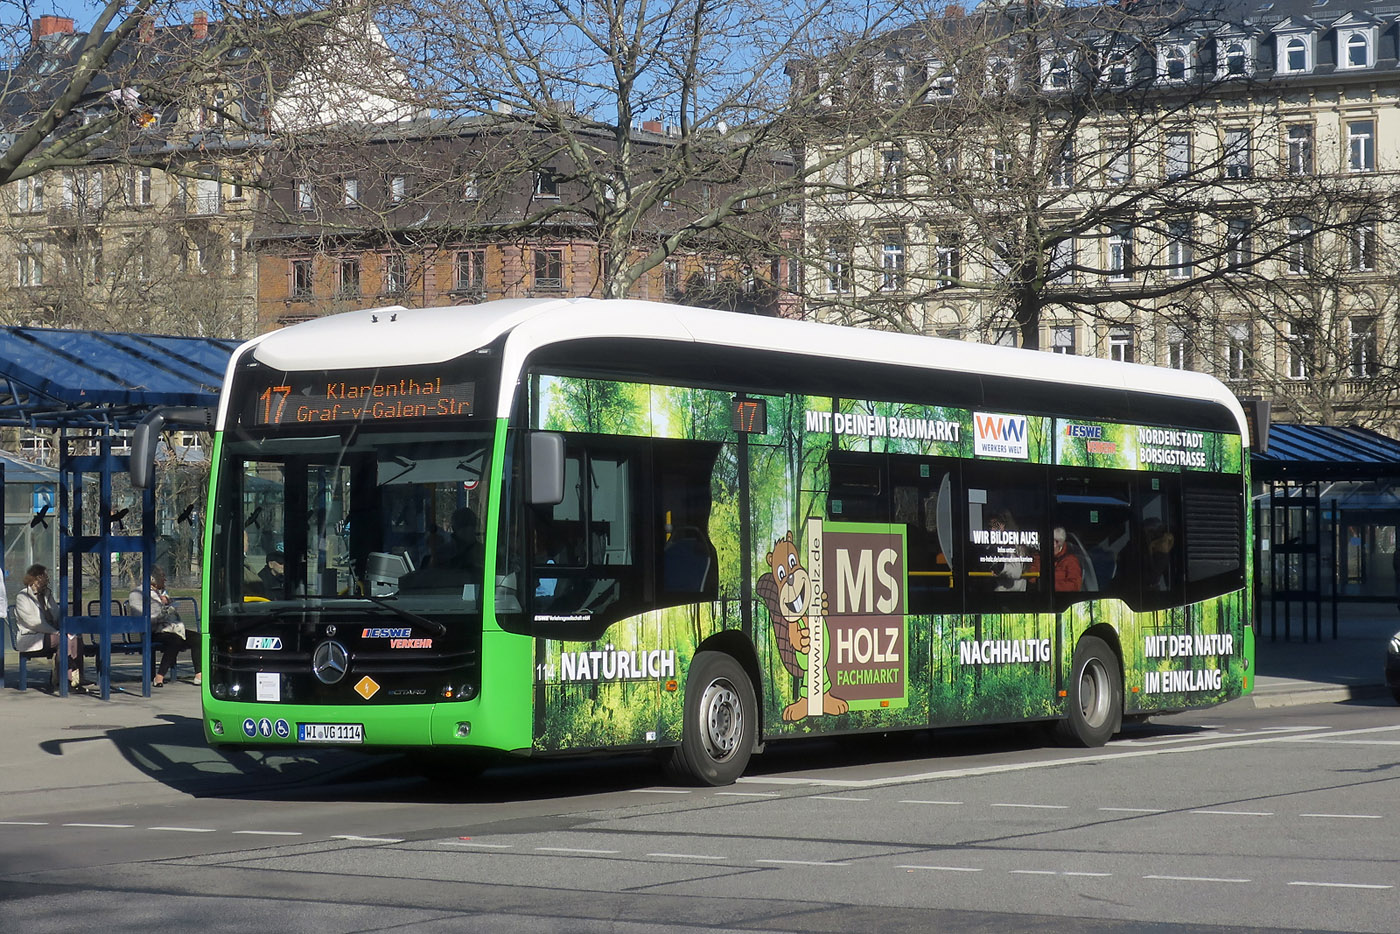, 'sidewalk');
1250,600,1398,708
